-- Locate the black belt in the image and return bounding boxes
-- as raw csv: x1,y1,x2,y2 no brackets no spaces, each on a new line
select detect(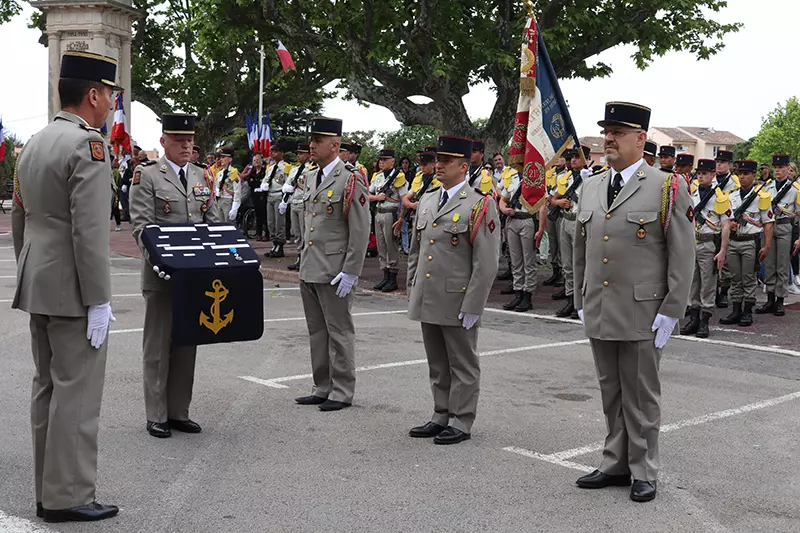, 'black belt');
377,207,397,214
695,233,716,242
562,212,577,221
775,218,793,225
731,233,759,242
511,212,533,220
